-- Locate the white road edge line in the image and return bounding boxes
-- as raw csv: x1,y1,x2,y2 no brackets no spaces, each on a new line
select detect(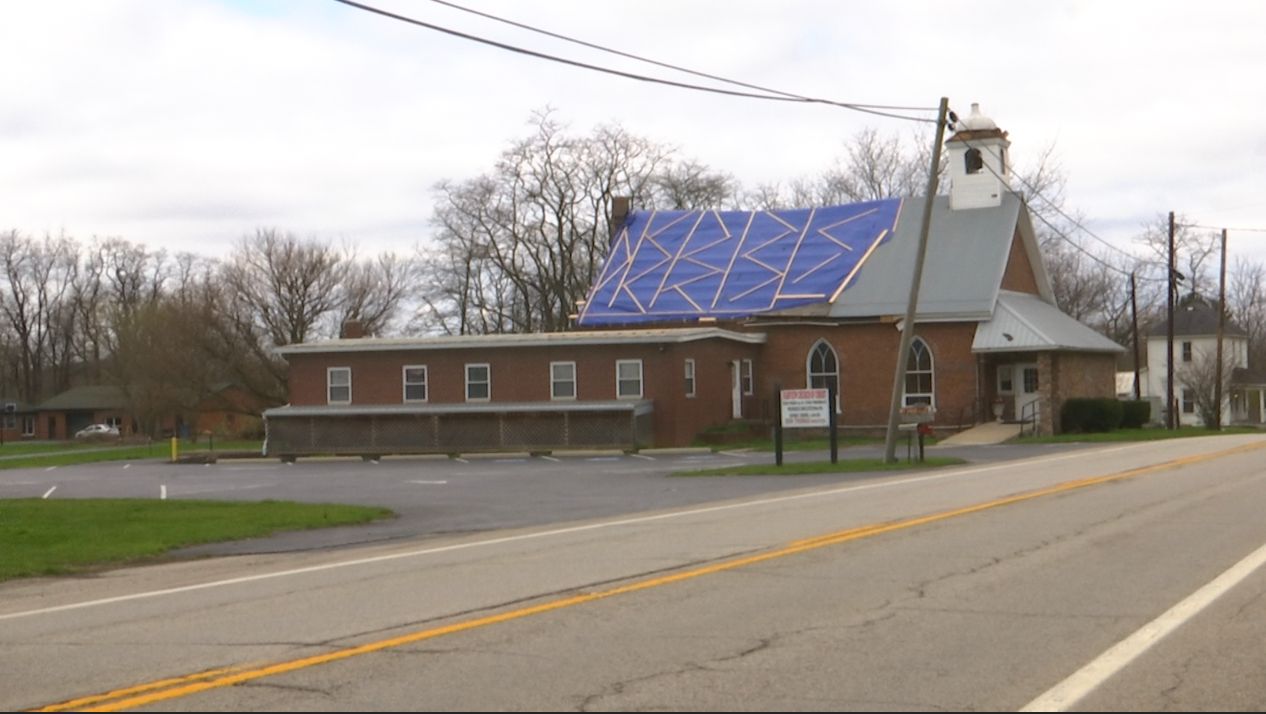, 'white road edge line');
1021,538,1266,712
0,442,1155,623
41,486,56,499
